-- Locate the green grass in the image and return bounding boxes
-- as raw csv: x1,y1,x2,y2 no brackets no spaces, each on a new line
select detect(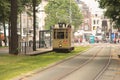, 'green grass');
0,46,90,80
0,46,8,48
